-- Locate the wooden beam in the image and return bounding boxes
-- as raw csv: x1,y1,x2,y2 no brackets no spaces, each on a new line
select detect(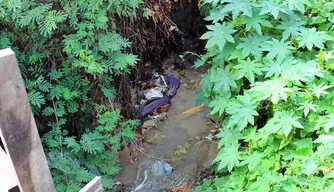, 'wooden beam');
79,176,103,192
0,48,55,192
